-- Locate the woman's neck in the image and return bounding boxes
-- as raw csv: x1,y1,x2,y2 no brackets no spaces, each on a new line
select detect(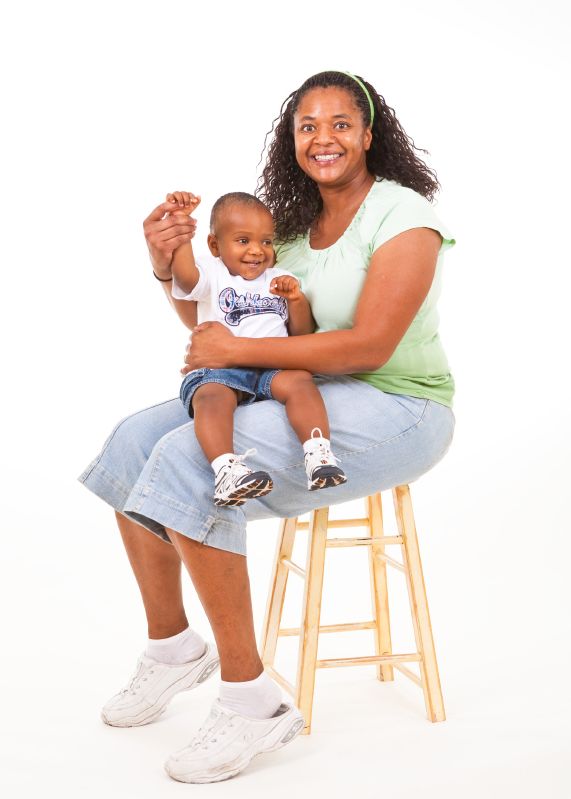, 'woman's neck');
318,171,375,220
